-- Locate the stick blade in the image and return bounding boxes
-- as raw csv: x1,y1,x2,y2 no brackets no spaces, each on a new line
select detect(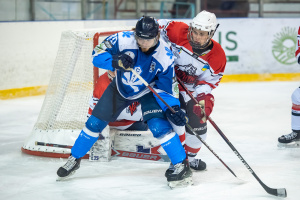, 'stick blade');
276,188,287,198
266,187,287,198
